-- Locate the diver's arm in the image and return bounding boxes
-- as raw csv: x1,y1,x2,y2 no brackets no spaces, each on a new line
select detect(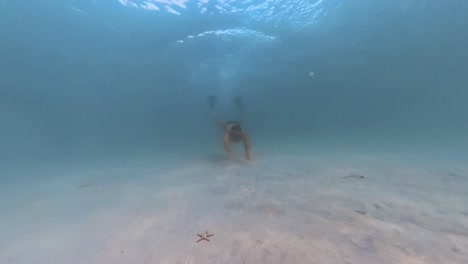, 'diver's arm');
242,132,251,160
223,131,233,159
